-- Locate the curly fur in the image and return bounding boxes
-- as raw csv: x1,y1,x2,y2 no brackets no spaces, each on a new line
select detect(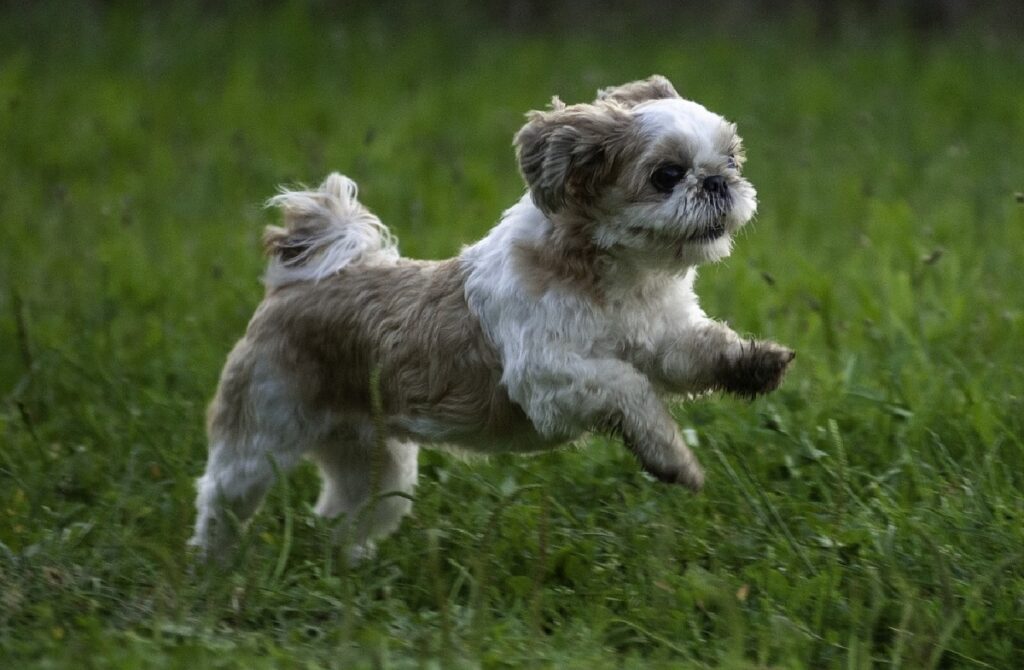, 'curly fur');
189,76,794,564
